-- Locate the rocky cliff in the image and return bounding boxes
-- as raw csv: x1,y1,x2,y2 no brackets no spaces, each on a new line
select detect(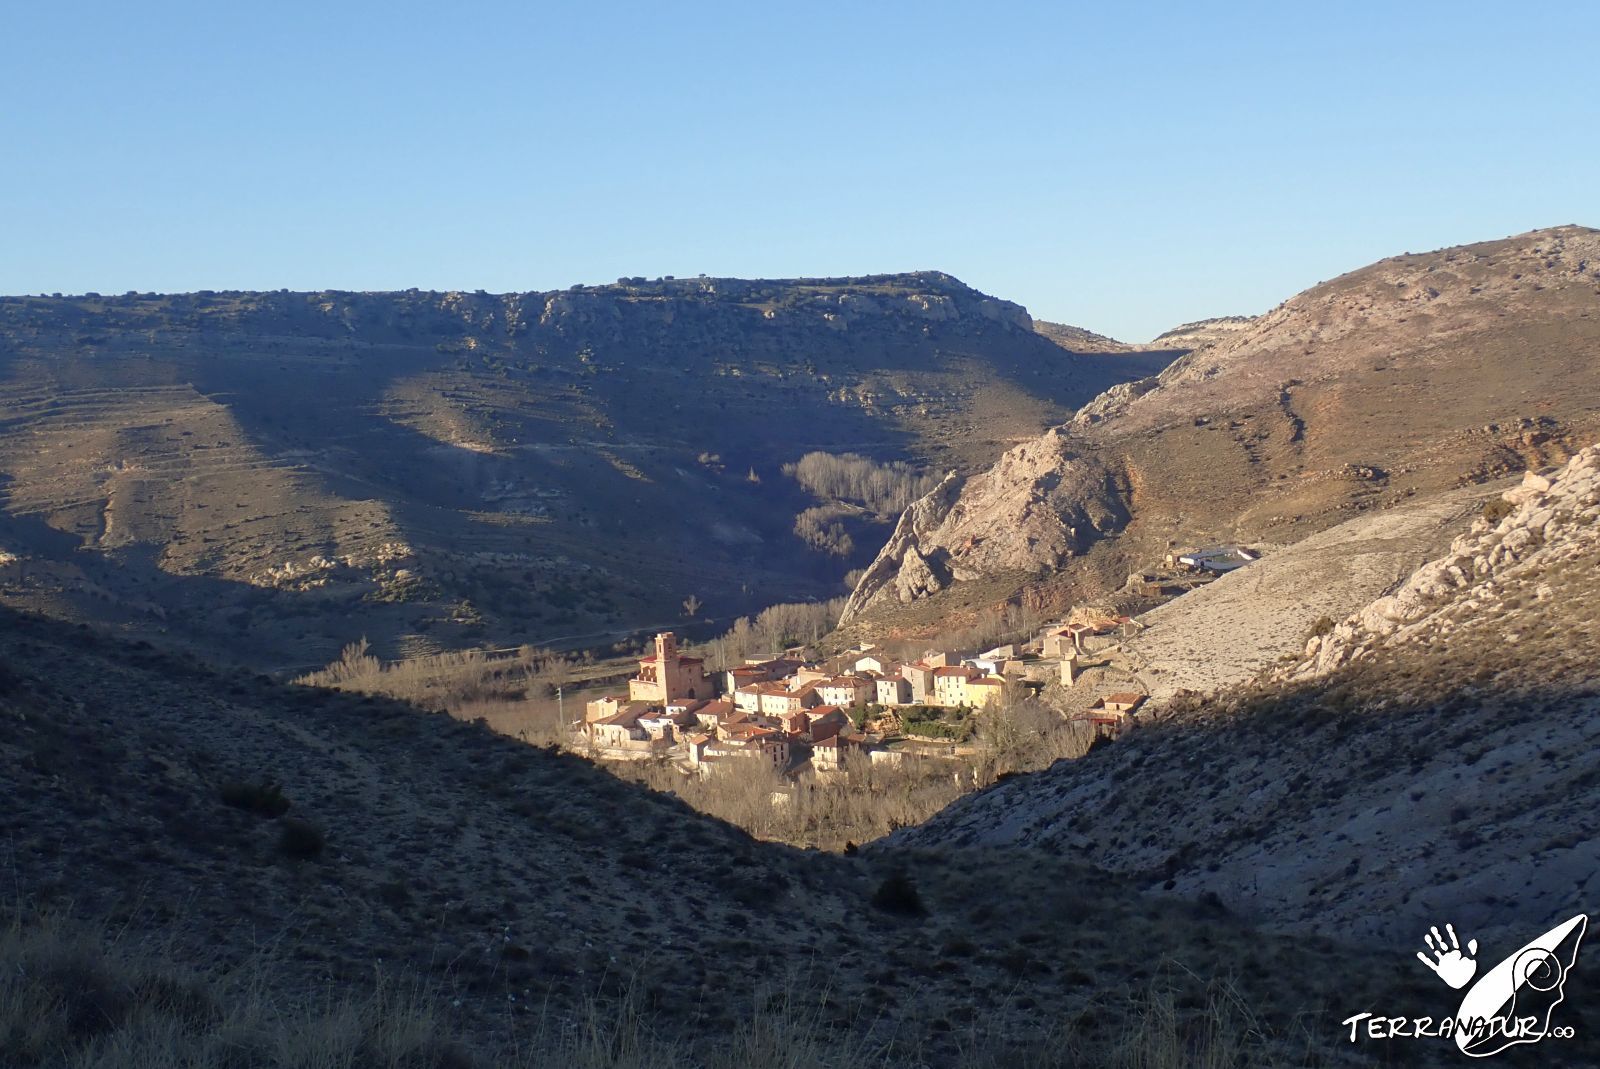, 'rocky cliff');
1032,319,1135,352
840,429,1126,619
